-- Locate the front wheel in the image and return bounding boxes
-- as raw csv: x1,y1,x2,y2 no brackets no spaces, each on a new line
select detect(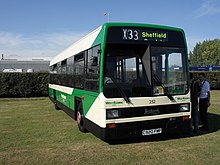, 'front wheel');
77,104,88,133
